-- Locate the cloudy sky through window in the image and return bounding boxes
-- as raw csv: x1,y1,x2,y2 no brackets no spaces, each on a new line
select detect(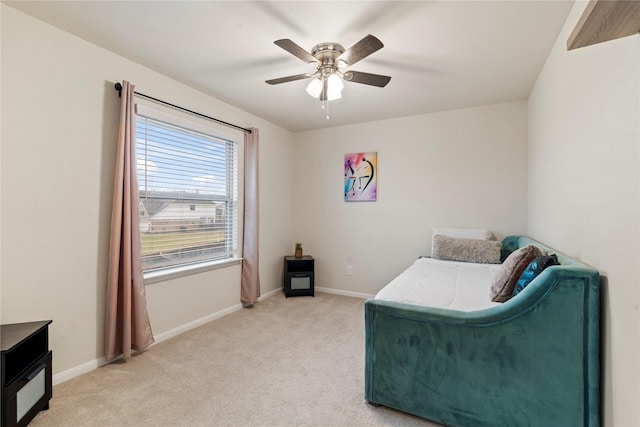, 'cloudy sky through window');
136,117,228,196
